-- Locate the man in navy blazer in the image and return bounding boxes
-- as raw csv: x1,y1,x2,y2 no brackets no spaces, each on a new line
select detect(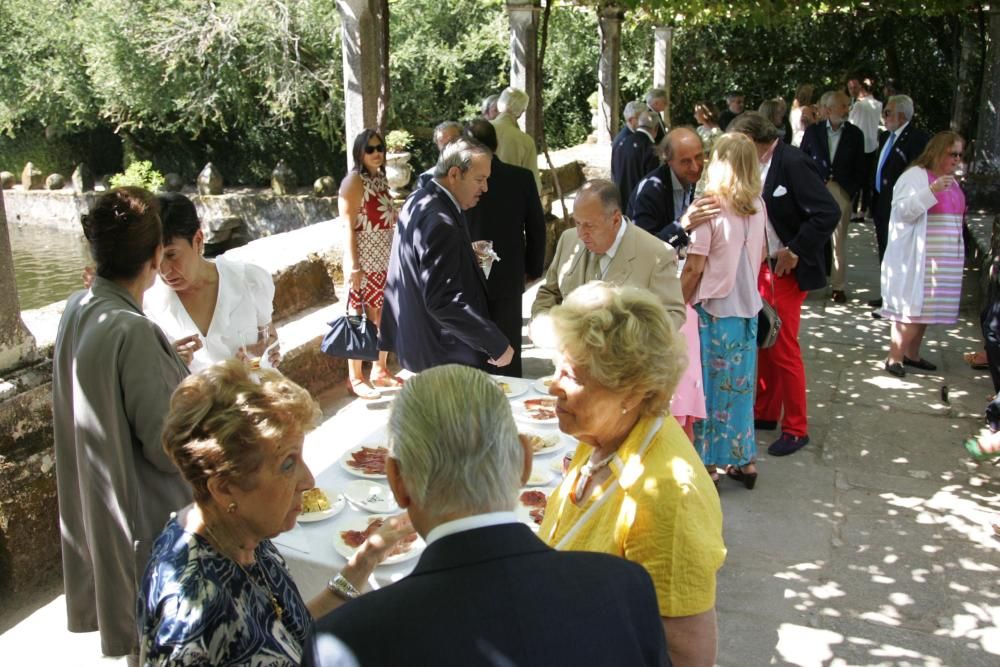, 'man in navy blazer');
729,113,839,458
303,365,668,667
869,94,930,308
799,90,866,302
379,138,514,373
611,111,660,209
463,119,546,378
